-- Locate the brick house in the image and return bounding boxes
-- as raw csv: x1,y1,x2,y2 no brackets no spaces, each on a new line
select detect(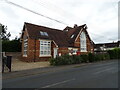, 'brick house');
20,22,94,62
94,41,120,53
